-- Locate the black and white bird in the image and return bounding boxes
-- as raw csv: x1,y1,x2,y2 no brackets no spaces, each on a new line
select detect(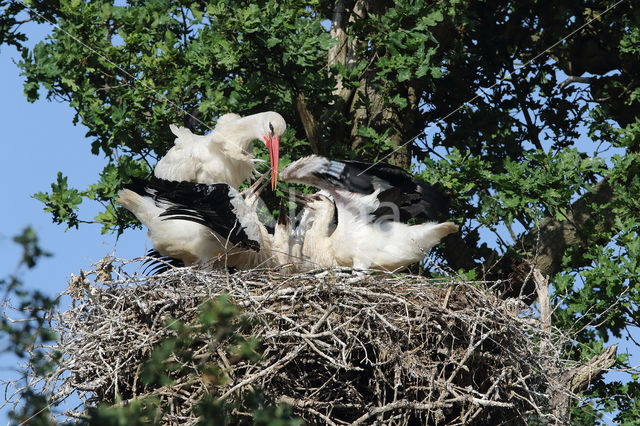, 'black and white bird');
280,155,458,271
154,111,286,189
117,176,268,267
117,175,299,269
